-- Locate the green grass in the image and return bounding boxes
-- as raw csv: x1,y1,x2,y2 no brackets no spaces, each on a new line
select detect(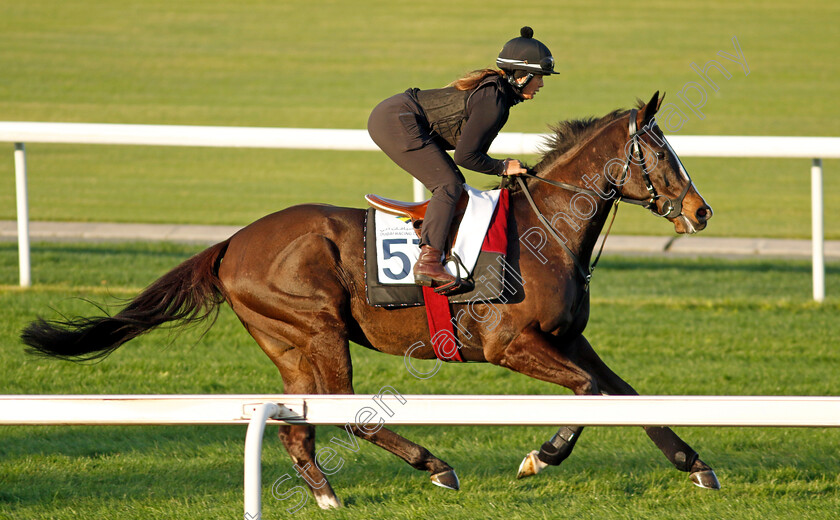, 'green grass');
1,1,839,237
1,242,839,519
